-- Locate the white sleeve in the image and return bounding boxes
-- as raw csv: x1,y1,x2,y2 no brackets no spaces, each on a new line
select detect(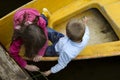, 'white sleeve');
50,52,72,73
55,37,67,52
